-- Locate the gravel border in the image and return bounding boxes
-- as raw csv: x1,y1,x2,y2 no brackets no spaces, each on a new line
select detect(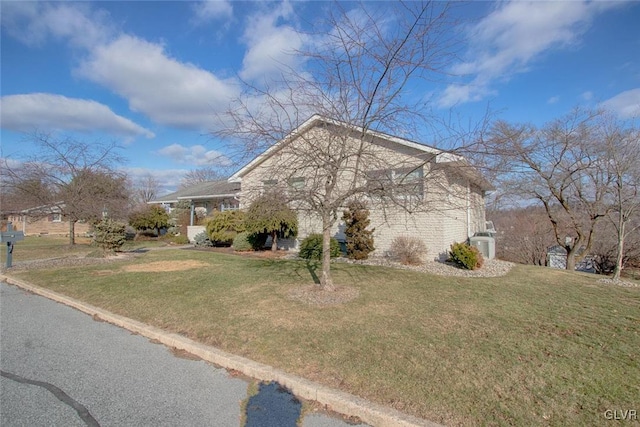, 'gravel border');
596,278,639,288
334,257,515,278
